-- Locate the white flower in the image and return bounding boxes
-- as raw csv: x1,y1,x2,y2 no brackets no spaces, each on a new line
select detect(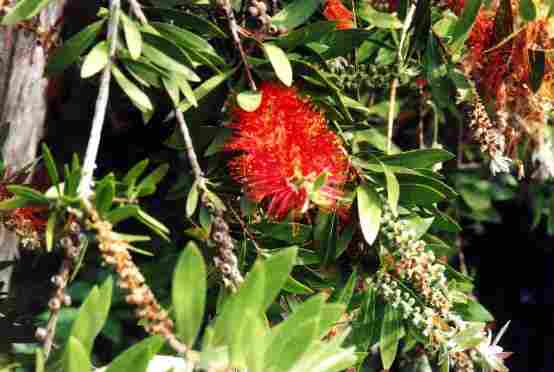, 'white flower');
475,322,512,372
489,155,512,175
